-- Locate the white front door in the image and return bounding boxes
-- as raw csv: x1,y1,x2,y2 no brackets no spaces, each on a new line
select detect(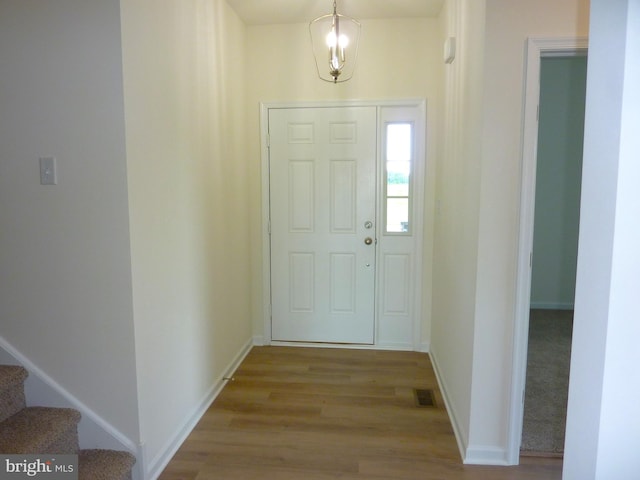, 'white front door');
269,106,377,344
